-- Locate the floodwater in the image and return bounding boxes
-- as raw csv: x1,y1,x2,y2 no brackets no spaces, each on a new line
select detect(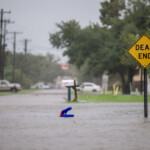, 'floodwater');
0,89,150,150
